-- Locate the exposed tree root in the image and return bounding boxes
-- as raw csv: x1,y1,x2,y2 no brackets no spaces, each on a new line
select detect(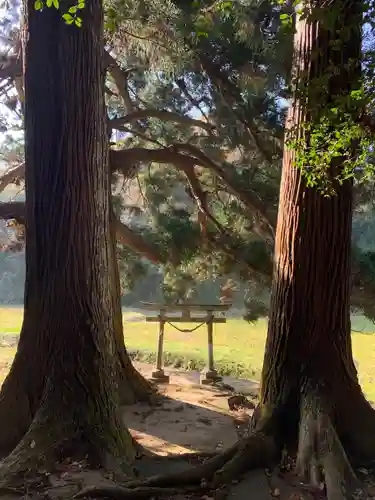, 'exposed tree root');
75,382,375,500
296,387,365,500
76,430,279,499
0,345,42,459
149,451,218,462
118,365,156,406
125,441,241,488
75,485,202,499
0,403,137,490
210,432,277,487
1,377,370,500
